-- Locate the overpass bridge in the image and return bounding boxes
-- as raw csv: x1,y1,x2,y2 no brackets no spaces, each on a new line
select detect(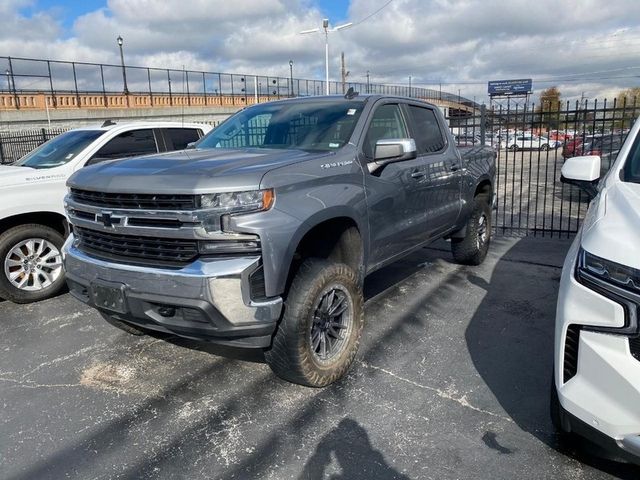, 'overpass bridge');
0,55,478,129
